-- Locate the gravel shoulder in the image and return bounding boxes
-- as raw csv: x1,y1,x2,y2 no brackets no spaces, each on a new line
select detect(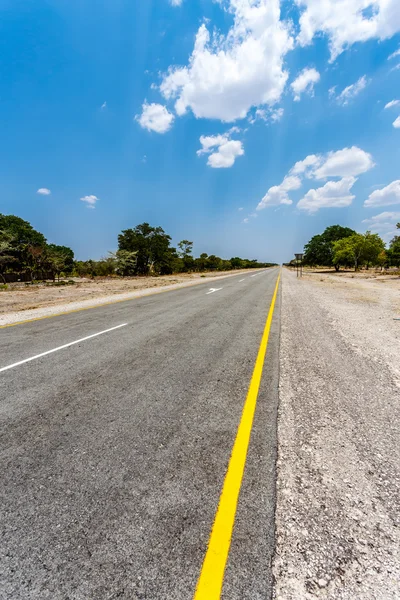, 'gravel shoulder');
0,269,258,326
274,269,400,599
